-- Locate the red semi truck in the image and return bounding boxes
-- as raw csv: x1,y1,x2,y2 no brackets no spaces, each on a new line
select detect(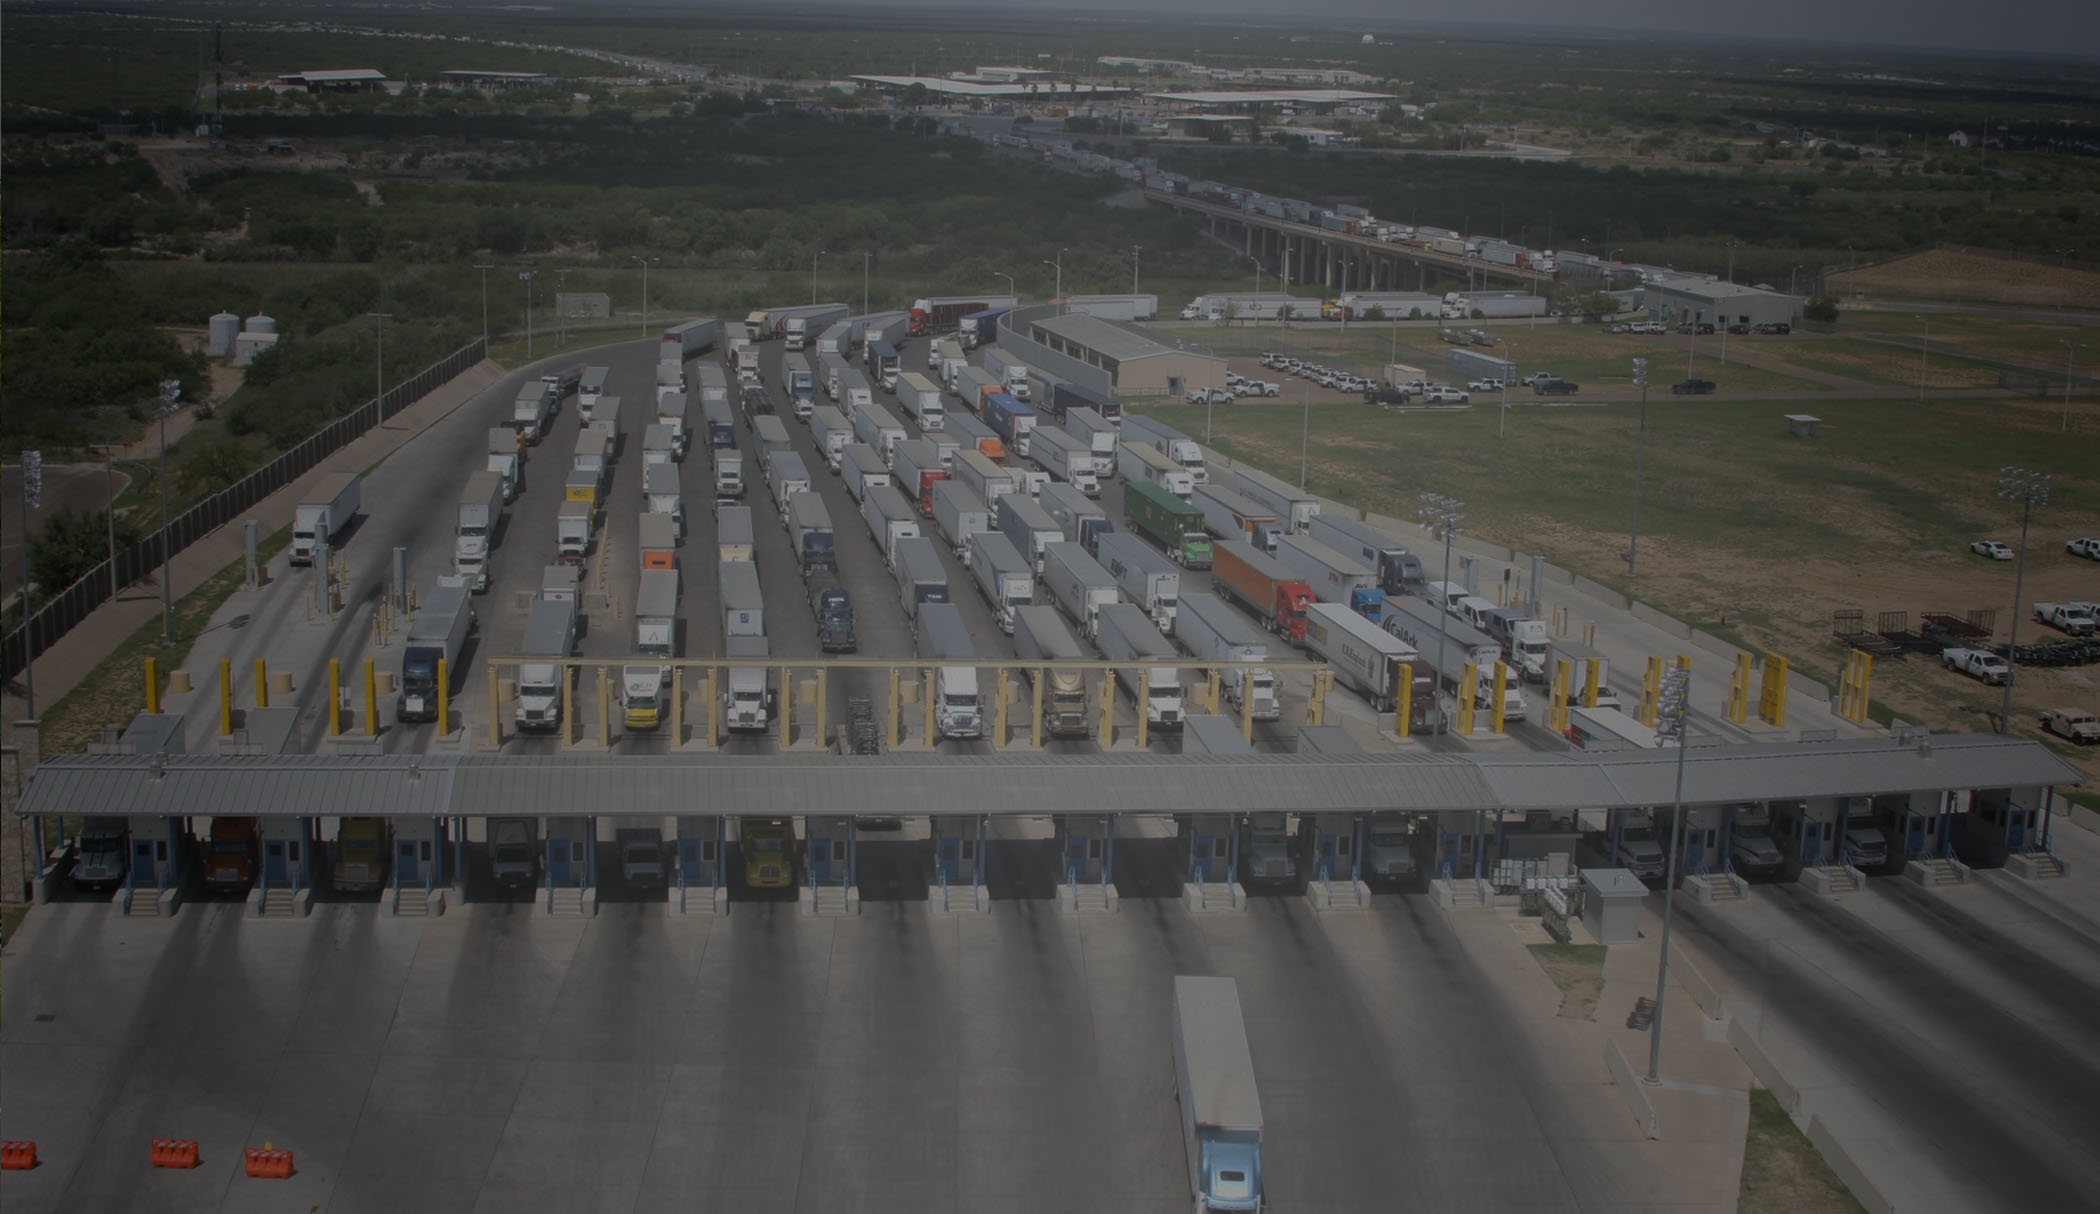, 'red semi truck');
1210,540,1314,645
